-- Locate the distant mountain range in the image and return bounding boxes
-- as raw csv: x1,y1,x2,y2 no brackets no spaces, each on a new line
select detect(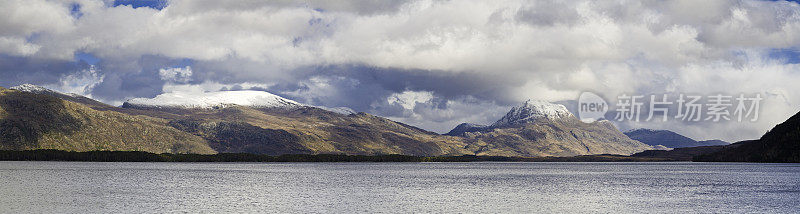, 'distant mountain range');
623,129,729,149
1,84,651,157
